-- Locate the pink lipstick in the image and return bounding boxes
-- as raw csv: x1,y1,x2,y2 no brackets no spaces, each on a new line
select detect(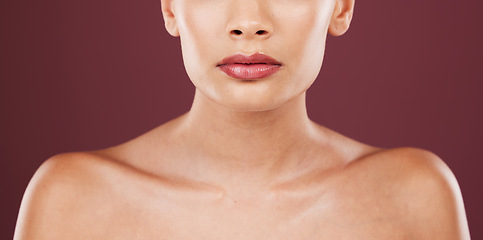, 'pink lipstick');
217,53,282,80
